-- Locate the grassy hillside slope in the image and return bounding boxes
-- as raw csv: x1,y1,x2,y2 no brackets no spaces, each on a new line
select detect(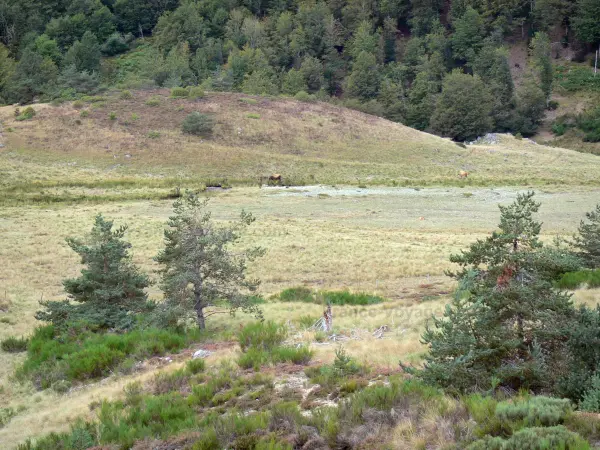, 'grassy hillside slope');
1,90,599,205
